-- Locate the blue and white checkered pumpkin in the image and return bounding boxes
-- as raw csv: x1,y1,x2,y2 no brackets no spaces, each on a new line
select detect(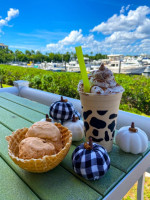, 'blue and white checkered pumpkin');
72,138,110,180
49,96,75,122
